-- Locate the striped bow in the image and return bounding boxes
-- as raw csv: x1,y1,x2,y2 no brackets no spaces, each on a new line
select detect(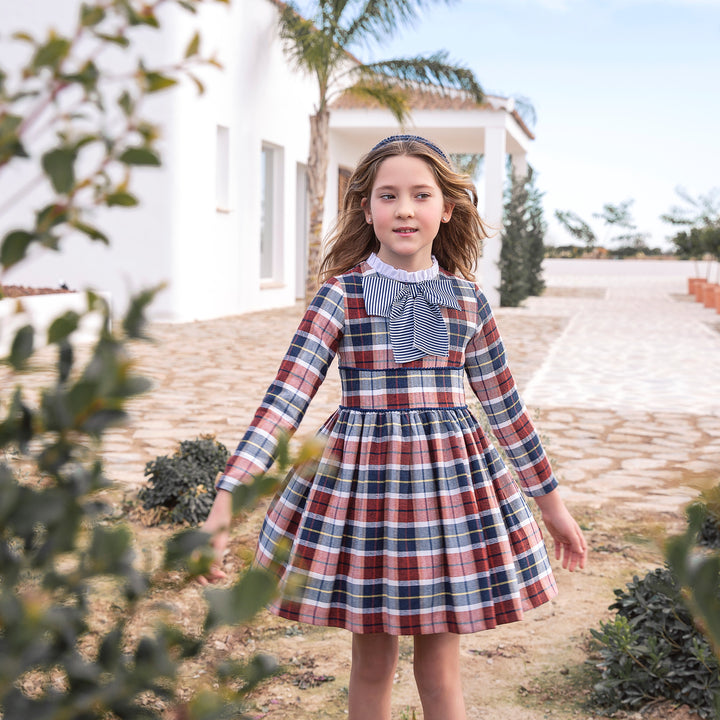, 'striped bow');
362,273,461,363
